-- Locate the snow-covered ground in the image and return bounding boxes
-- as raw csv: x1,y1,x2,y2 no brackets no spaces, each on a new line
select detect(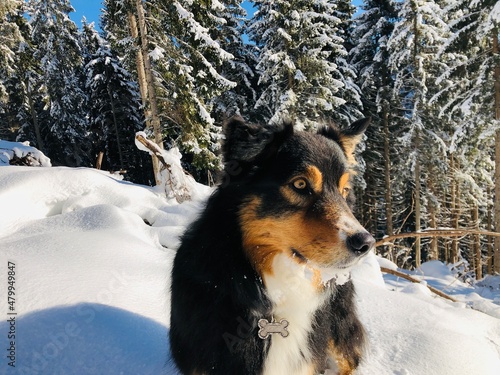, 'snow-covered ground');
0,140,51,167
0,166,499,375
